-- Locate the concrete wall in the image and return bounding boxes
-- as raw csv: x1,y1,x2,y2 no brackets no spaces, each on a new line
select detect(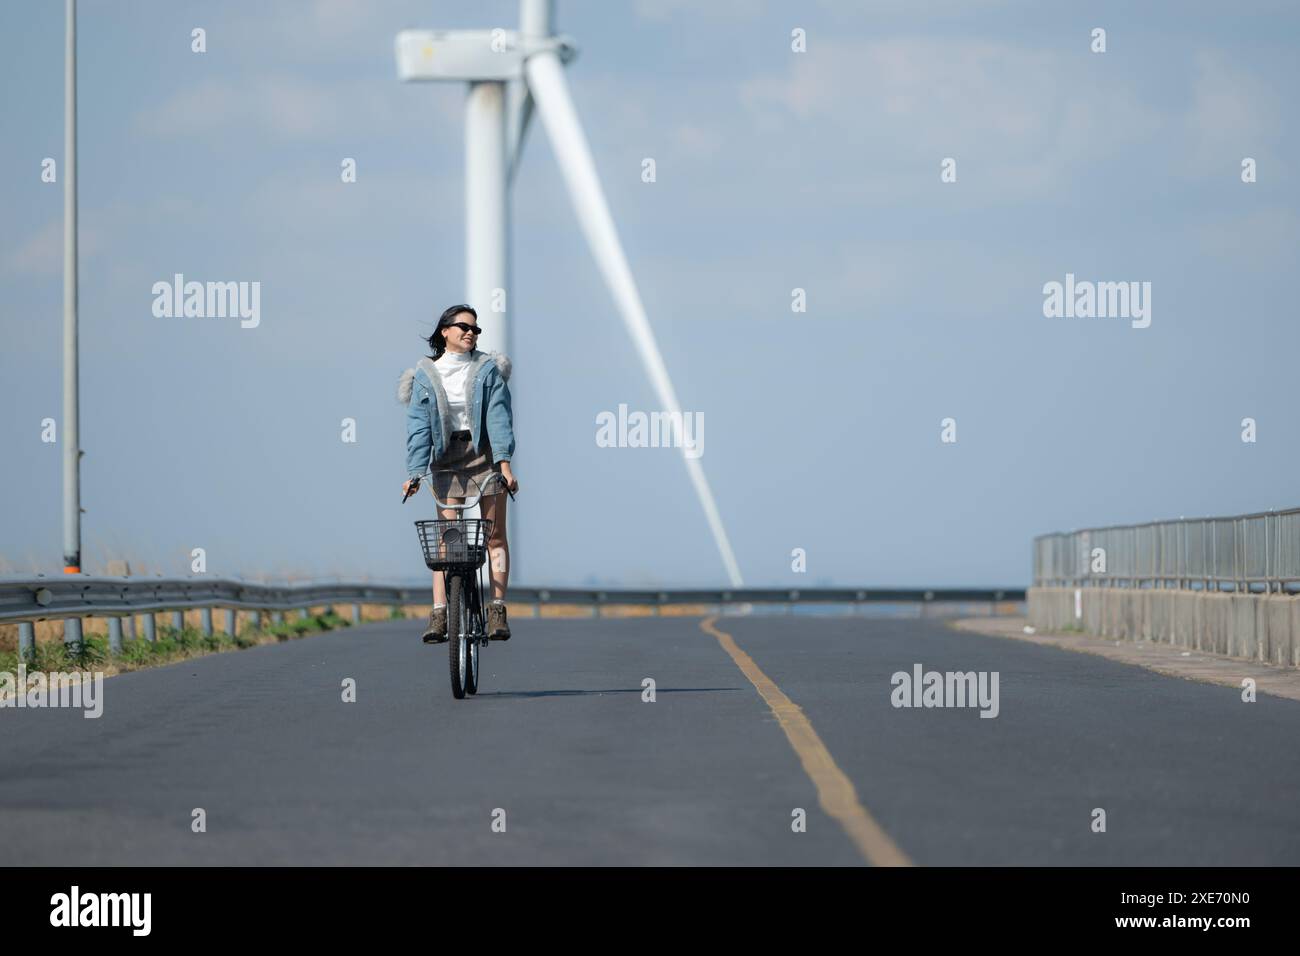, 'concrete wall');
1028,587,1299,668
